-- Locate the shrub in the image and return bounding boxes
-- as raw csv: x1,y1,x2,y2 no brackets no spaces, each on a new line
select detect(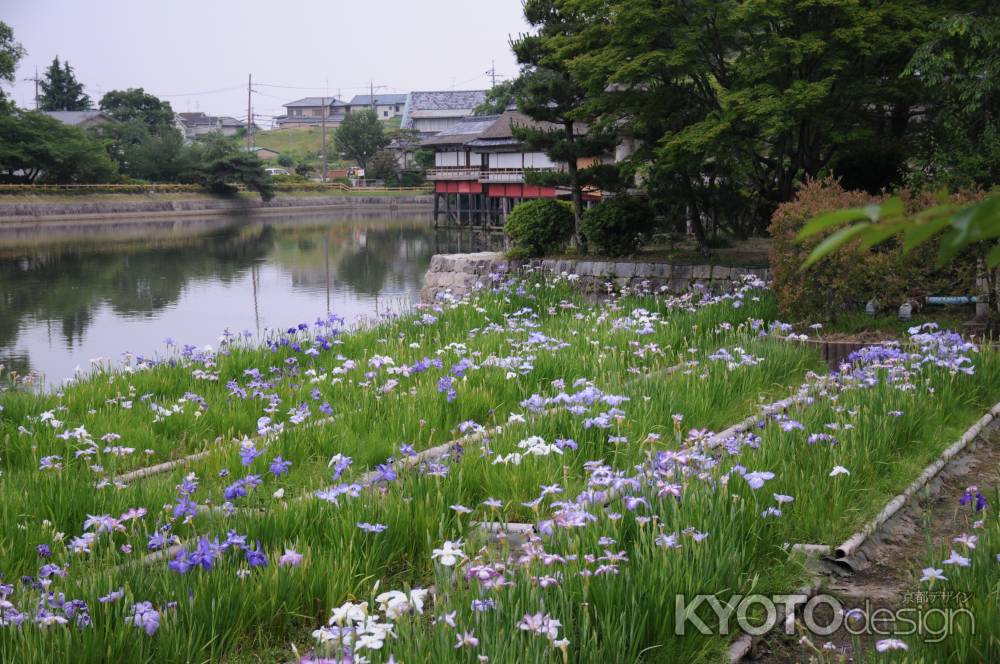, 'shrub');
769,178,979,322
504,199,574,258
580,196,652,256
